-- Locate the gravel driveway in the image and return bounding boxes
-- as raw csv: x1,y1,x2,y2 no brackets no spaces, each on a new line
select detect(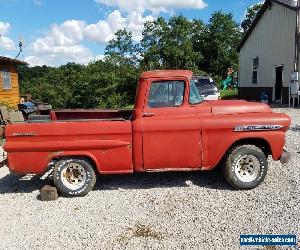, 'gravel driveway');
0,107,299,250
